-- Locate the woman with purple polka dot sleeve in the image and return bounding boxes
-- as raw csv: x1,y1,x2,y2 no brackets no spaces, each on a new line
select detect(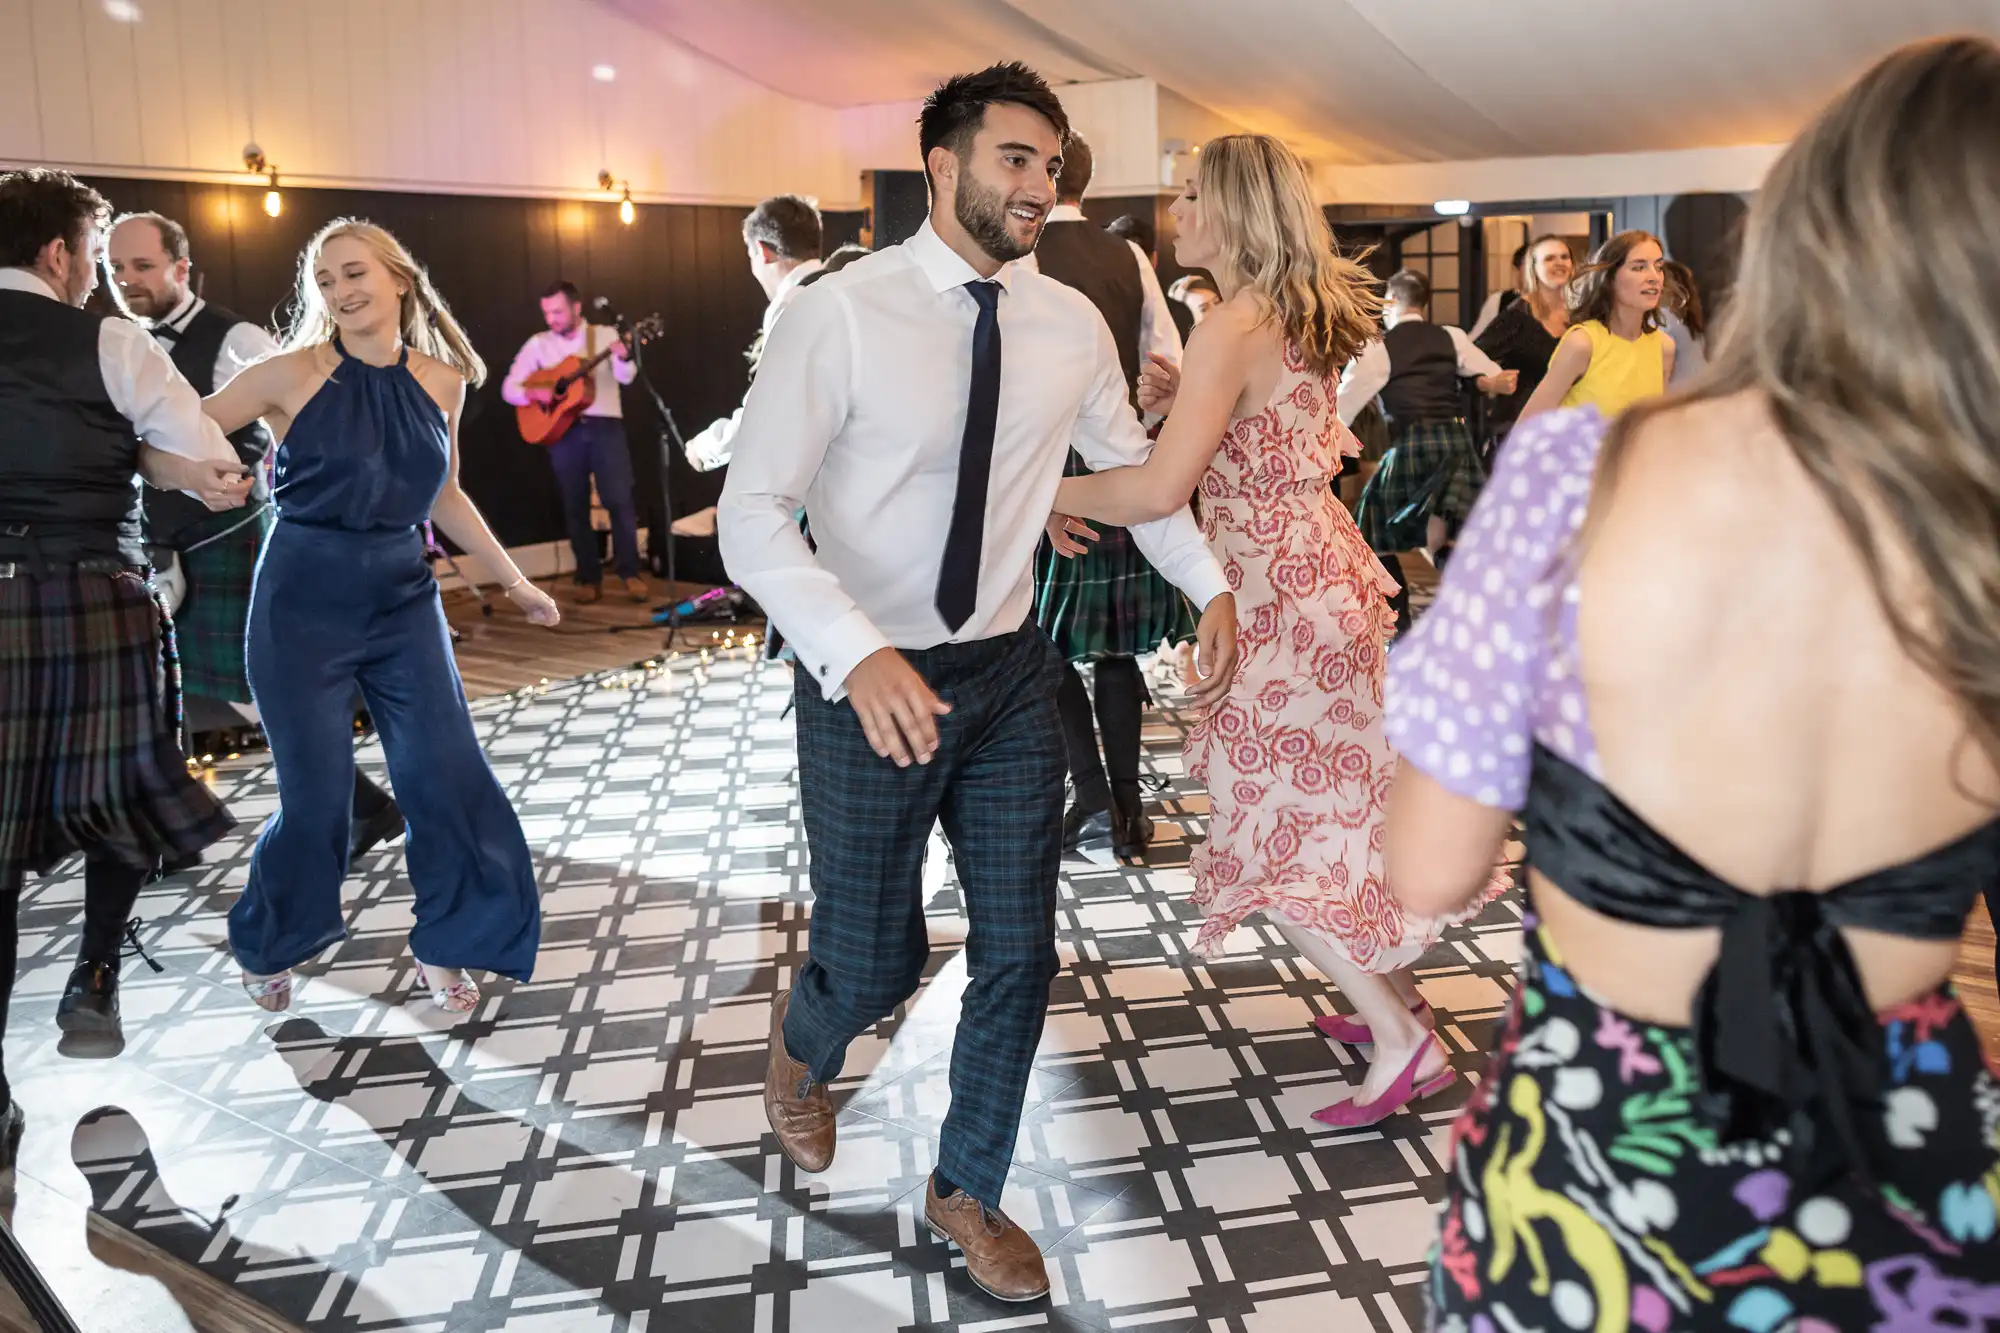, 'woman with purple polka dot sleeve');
1377,38,2000,1332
